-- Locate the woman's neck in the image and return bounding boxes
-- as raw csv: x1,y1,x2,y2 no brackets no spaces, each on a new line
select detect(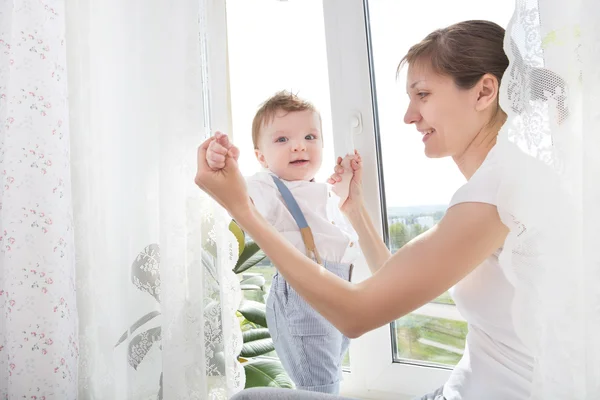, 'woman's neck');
453,136,497,180
454,113,505,180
